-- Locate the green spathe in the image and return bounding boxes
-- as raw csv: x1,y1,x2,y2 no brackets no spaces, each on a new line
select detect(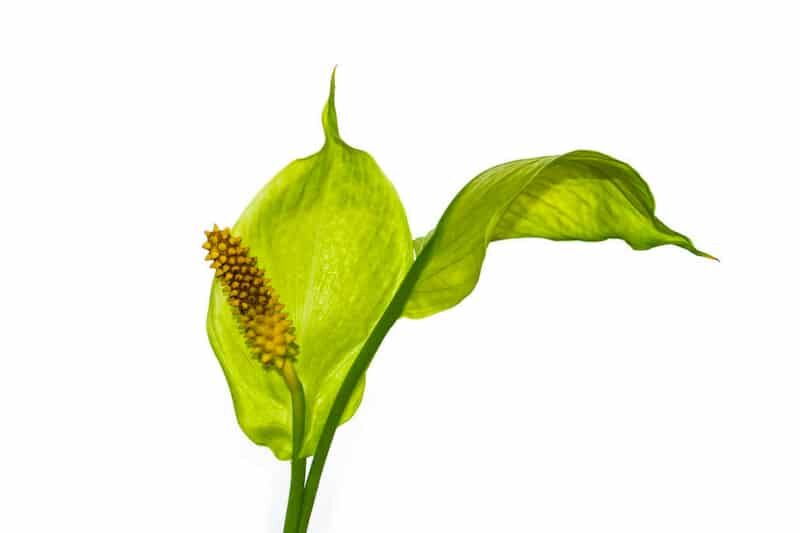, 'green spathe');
404,151,714,318
206,73,413,459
